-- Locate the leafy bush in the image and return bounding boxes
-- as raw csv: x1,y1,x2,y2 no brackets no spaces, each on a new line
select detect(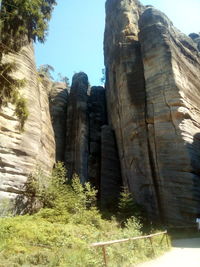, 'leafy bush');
0,164,170,266
25,162,97,215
